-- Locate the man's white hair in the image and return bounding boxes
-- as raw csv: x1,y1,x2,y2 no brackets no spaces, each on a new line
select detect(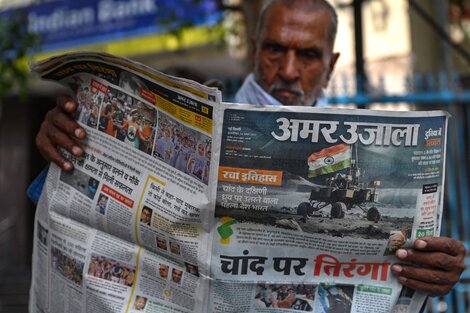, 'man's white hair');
255,0,338,47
